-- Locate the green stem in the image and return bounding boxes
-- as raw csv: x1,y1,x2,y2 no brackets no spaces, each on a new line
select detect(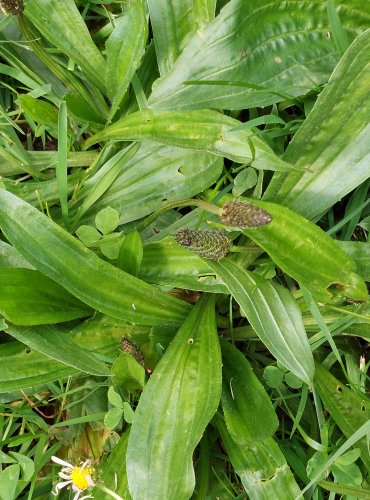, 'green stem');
136,198,220,232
